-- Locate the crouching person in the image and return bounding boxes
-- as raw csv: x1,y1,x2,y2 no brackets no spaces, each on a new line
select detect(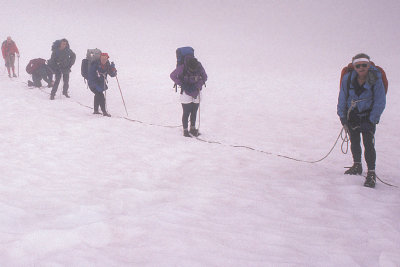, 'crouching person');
170,56,207,137
26,58,54,88
88,53,117,117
